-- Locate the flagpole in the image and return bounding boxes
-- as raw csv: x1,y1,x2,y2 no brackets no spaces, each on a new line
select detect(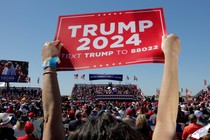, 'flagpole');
37,77,40,87
126,75,129,84
204,79,207,93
